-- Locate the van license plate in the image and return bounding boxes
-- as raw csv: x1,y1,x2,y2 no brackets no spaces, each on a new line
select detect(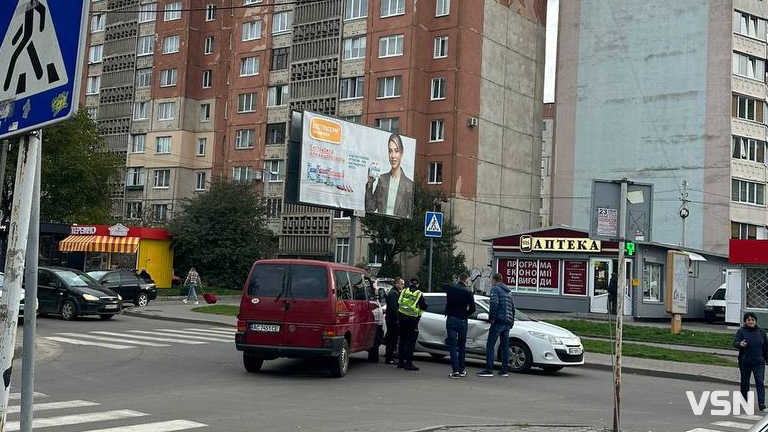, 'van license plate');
104,304,118,310
251,324,280,333
568,347,582,355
